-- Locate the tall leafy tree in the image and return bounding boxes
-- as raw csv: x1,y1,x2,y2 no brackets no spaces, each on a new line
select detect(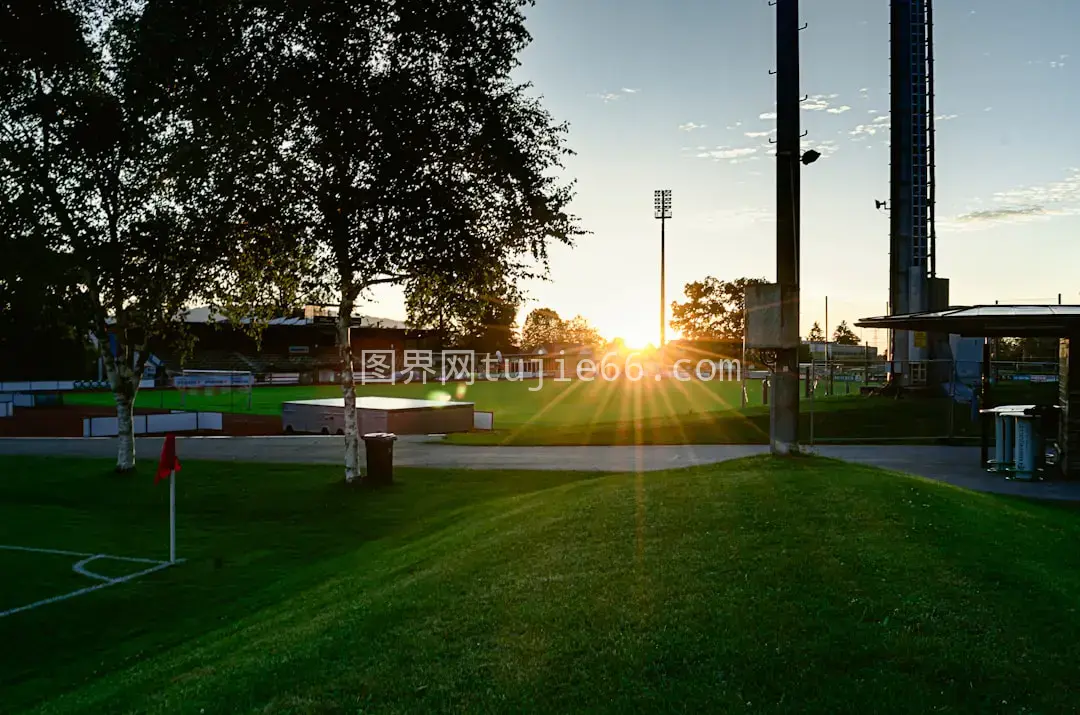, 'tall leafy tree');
562,315,603,347
404,267,522,352
670,276,768,340
832,321,860,346
807,322,825,342
0,1,279,470
212,1,582,482
520,308,564,350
